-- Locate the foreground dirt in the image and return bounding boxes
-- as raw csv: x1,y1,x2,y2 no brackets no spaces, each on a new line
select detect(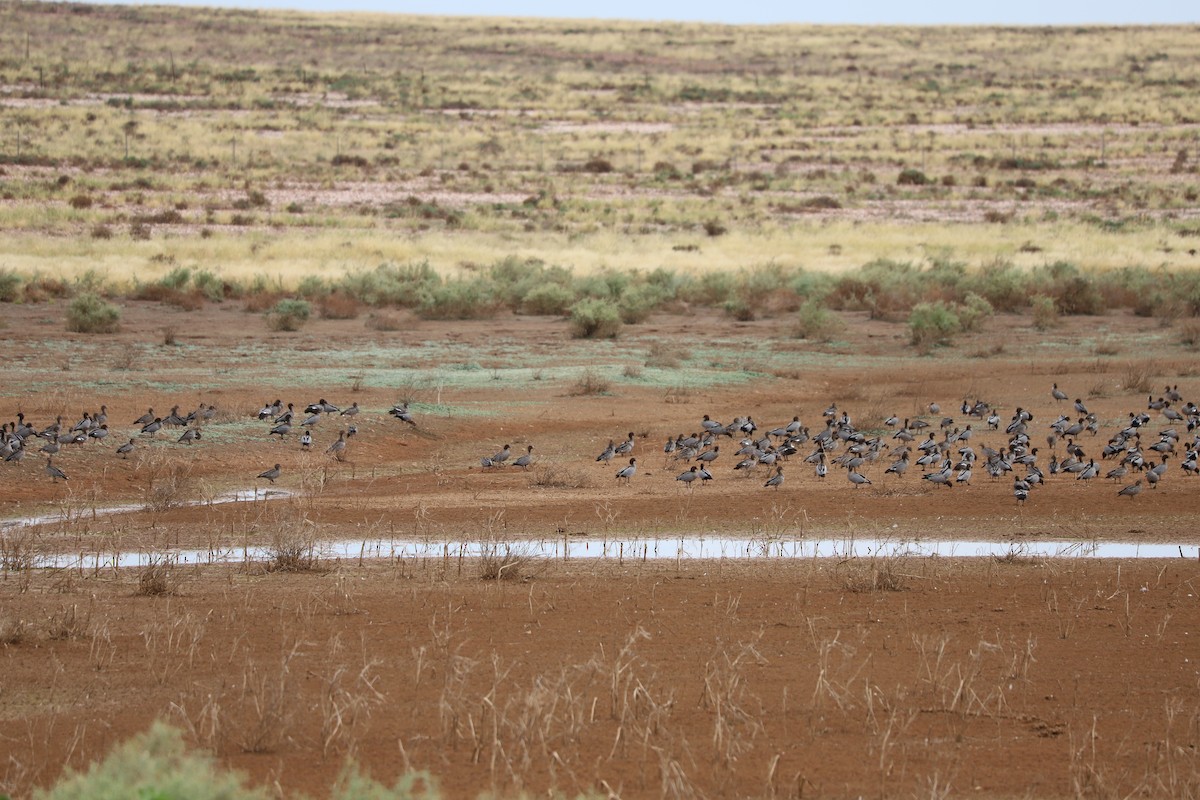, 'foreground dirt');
2,559,1199,799
2,300,1200,797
